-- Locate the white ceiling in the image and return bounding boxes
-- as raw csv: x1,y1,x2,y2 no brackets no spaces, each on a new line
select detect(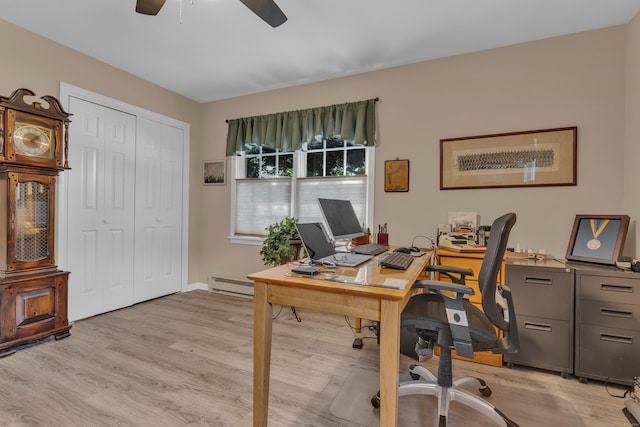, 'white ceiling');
2,0,640,103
